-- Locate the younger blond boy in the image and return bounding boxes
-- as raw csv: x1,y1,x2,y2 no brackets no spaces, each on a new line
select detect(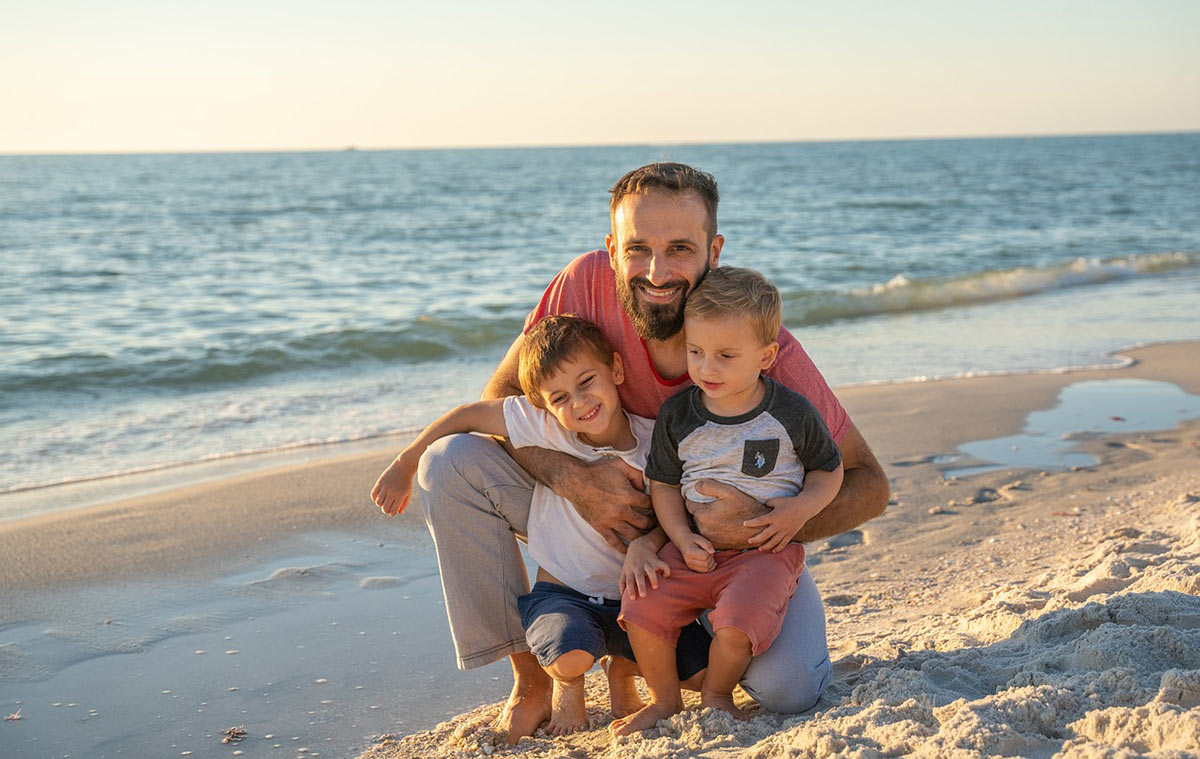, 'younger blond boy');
613,267,844,735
